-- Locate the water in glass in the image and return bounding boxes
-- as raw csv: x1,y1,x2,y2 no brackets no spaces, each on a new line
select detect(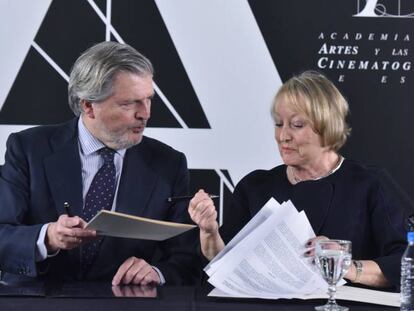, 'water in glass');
314,240,352,311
